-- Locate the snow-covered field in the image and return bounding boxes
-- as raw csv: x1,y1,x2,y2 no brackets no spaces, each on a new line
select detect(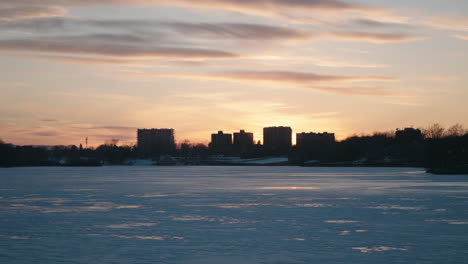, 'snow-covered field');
0,166,467,263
